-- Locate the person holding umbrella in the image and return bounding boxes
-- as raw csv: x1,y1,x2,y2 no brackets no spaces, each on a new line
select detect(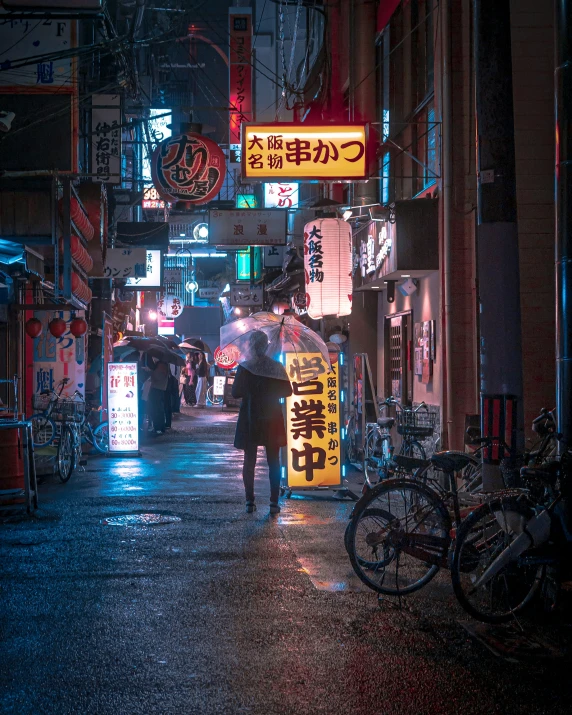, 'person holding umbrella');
194,352,209,408
231,330,292,514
